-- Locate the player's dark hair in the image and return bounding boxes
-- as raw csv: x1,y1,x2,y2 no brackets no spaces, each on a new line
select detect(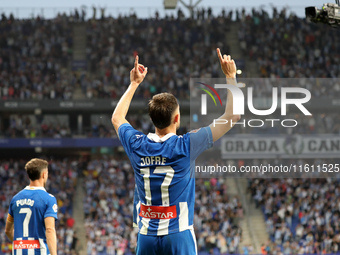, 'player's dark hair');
148,93,179,130
25,158,48,181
